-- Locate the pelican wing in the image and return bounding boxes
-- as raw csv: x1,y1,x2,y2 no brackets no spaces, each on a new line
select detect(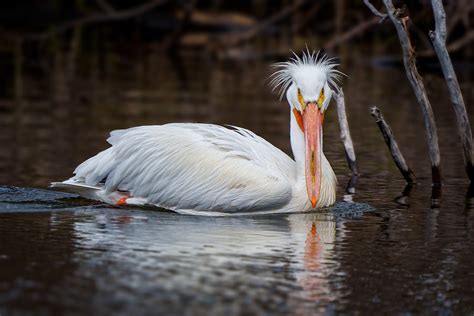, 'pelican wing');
72,123,295,213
